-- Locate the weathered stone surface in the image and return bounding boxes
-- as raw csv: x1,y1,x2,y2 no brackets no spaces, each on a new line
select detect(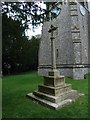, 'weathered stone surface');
33,89,80,103
73,67,88,79
73,43,81,64
27,92,74,110
27,89,82,110
38,84,71,96
48,70,60,77
38,2,90,79
27,69,83,109
44,75,65,87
